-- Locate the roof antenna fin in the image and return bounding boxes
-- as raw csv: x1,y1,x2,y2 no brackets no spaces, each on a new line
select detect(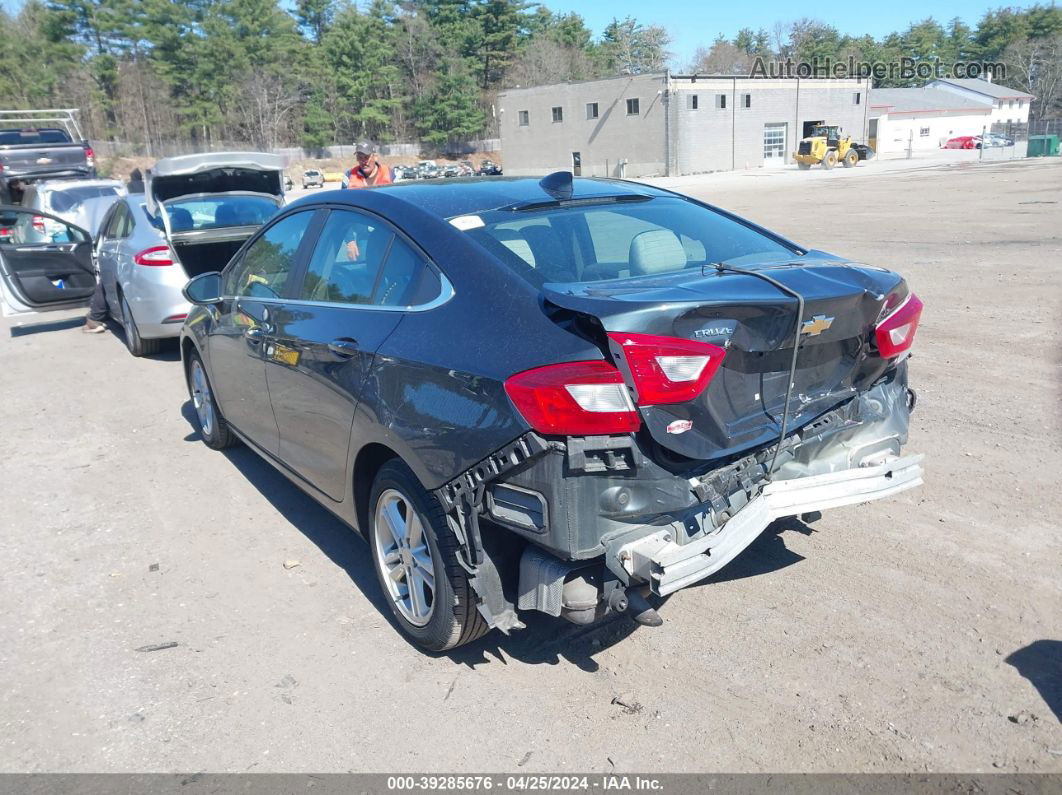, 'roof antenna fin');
539,171,573,201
